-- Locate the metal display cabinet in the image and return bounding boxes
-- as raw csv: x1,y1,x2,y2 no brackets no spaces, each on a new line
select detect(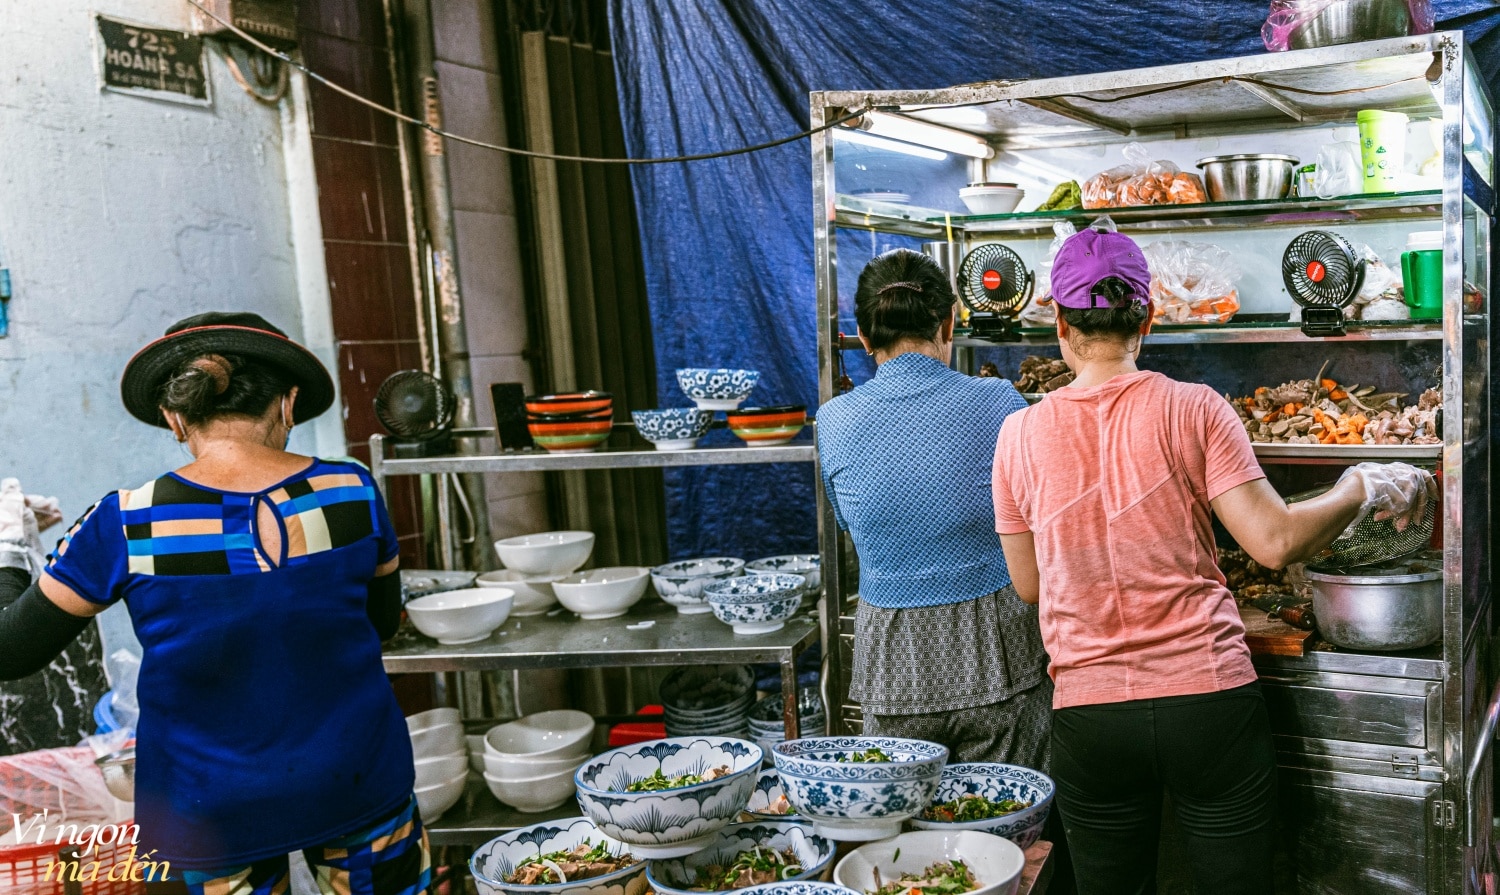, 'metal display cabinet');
370,428,821,845
810,34,1495,893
